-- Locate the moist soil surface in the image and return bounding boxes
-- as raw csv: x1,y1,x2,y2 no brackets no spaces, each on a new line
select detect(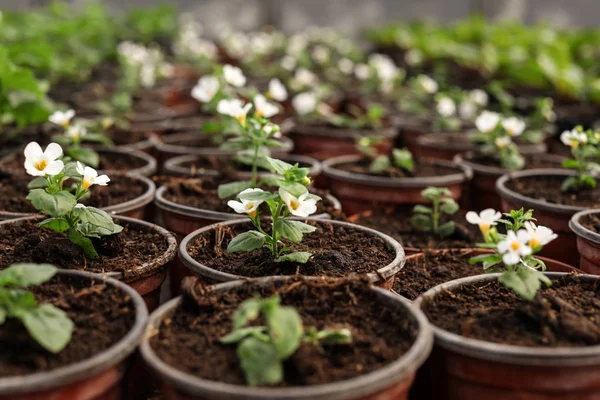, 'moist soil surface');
151,277,417,386
422,274,600,347
581,214,600,234
161,177,343,219
348,209,477,252
0,220,168,275
393,250,483,300
505,175,600,208
336,158,462,178
0,274,135,376
466,154,563,169
187,220,395,278
0,172,147,214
